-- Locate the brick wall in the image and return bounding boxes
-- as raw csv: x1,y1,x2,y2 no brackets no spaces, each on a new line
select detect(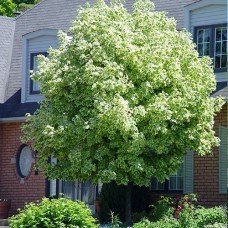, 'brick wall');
0,122,46,215
194,103,227,206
